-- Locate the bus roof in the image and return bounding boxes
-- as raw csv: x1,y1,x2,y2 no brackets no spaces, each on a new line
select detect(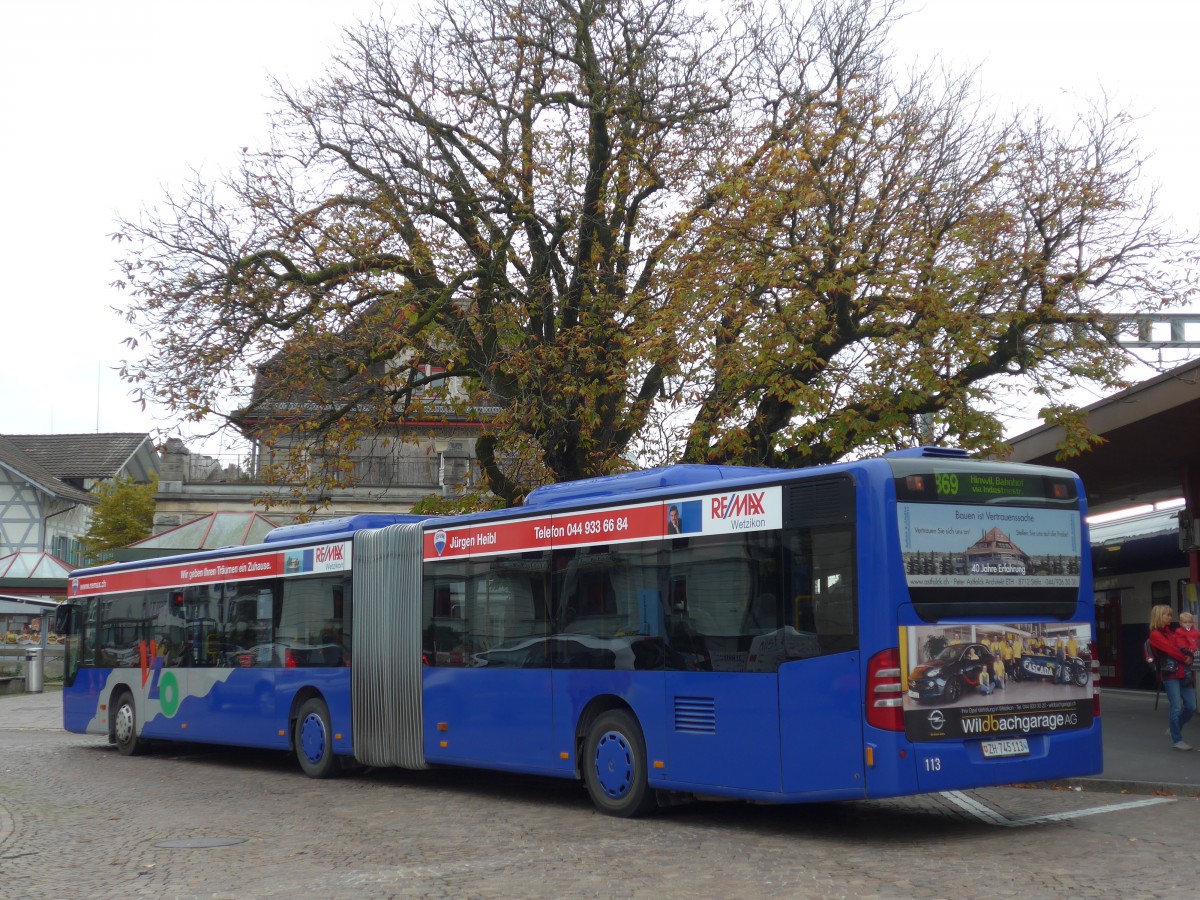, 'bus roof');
69,514,417,578
262,513,430,544
520,464,792,510
73,449,1066,578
